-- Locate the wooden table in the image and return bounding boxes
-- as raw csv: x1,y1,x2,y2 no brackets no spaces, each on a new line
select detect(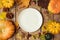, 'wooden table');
9,5,60,40
0,1,59,40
